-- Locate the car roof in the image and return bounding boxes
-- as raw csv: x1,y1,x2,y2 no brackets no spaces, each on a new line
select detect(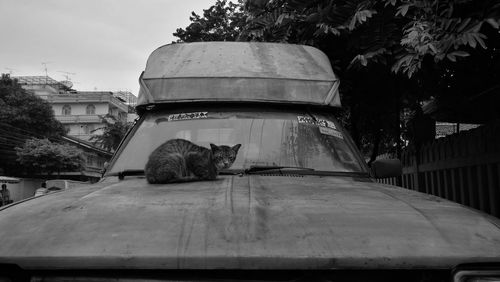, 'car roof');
137,42,341,109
